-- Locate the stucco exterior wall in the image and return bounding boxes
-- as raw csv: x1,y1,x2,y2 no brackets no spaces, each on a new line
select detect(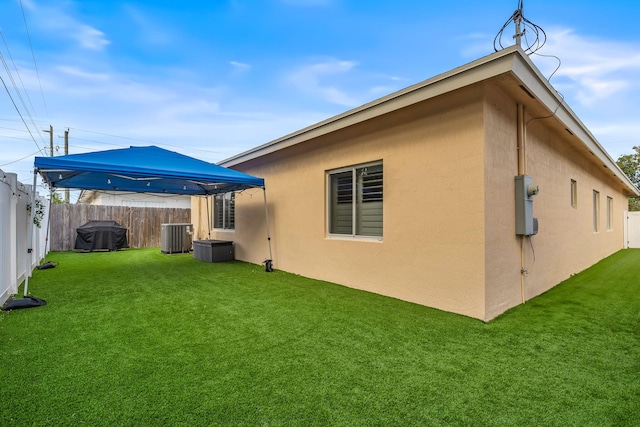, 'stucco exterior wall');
192,73,632,321
483,83,629,320
482,84,522,319
202,85,490,319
